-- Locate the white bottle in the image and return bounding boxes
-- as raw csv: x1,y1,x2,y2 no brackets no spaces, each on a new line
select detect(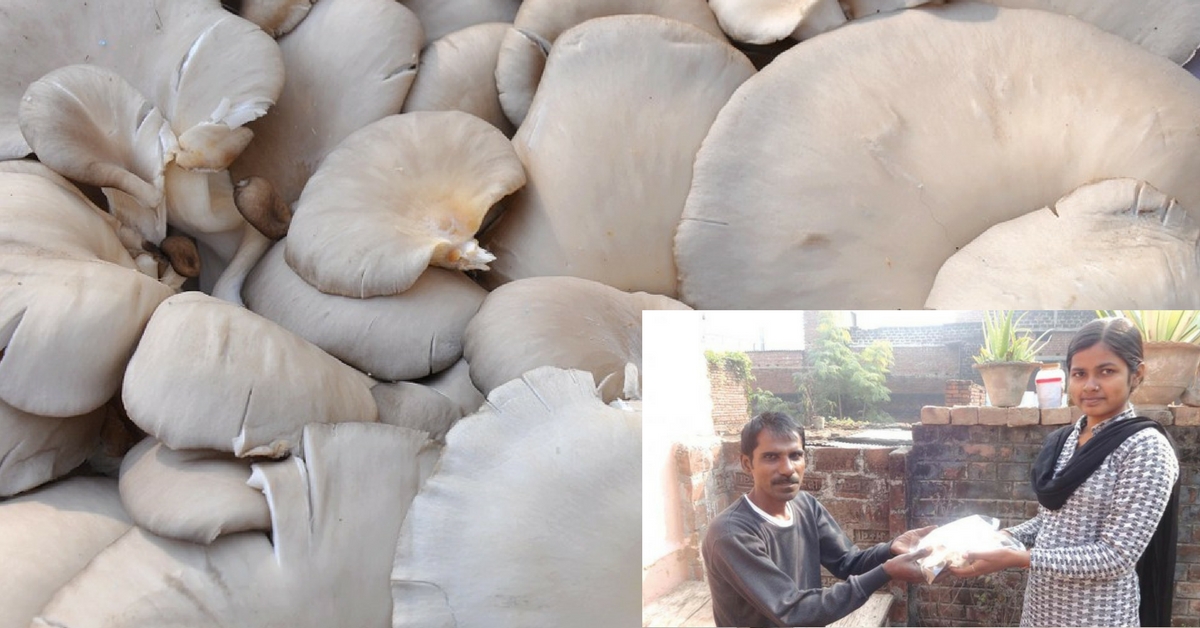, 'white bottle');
1035,363,1065,409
